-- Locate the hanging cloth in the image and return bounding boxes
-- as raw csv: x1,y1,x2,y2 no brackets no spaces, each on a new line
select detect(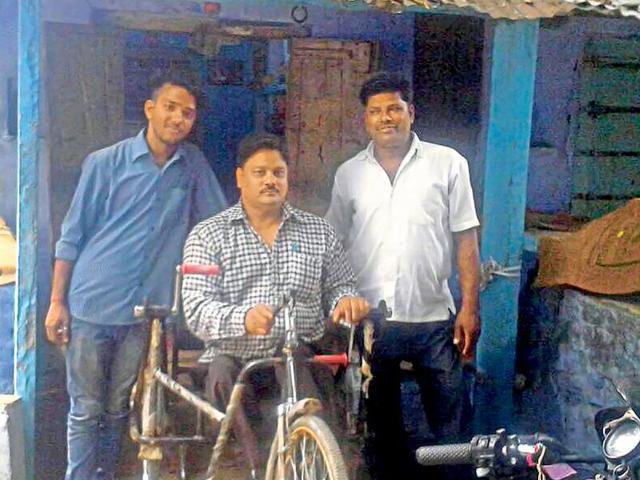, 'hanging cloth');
536,199,640,295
